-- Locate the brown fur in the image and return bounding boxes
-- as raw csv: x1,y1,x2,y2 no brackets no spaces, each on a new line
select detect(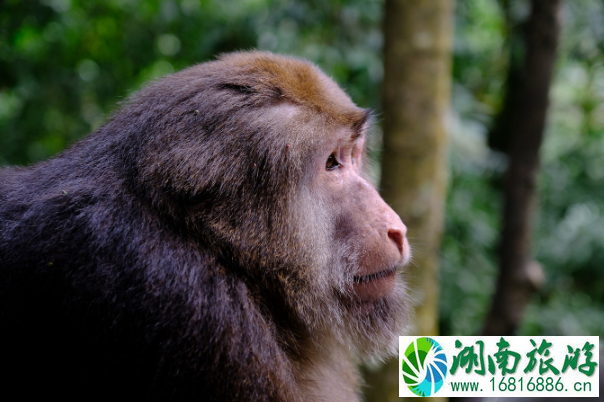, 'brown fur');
0,51,410,401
